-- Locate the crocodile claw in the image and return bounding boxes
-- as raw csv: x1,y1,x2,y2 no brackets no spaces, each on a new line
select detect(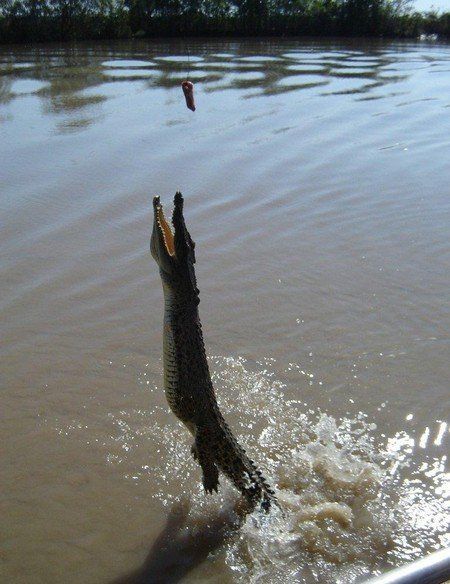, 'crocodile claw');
203,475,219,494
